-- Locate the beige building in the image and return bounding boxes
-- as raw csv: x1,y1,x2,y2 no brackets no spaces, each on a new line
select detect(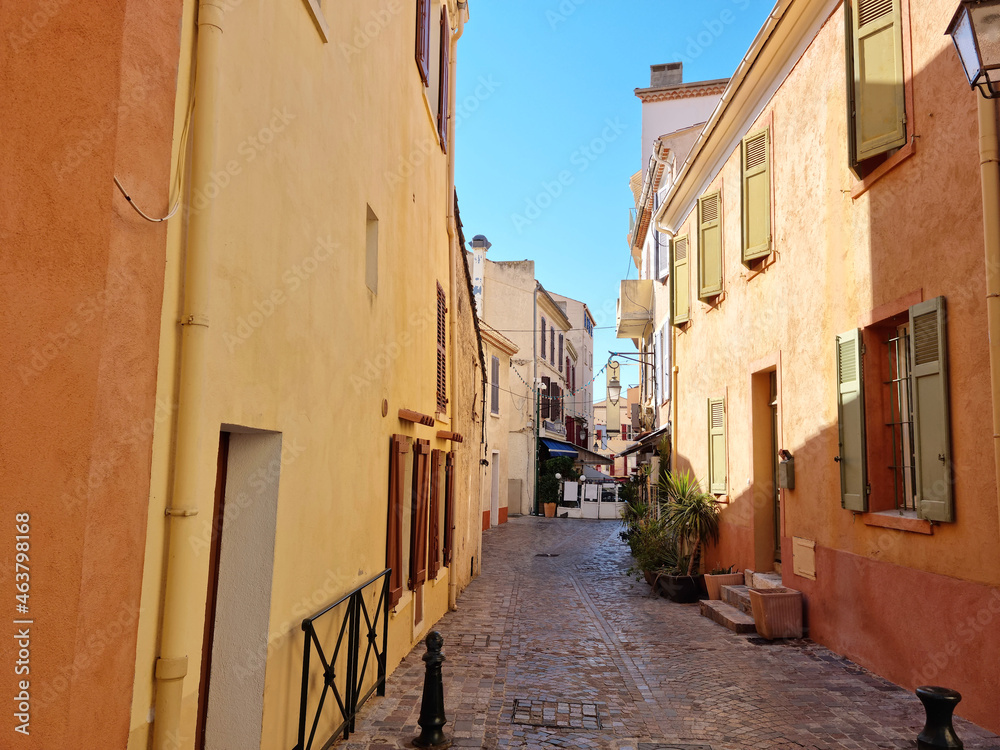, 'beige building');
481,322,518,529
